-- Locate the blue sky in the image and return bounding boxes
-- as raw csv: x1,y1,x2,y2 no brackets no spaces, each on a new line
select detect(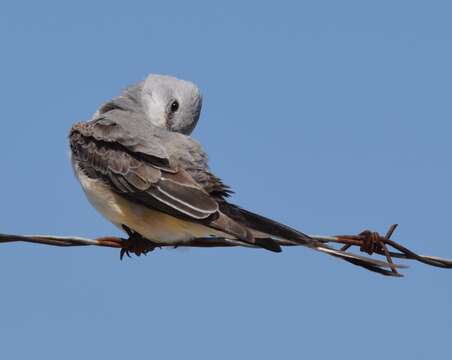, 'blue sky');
1,1,451,359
